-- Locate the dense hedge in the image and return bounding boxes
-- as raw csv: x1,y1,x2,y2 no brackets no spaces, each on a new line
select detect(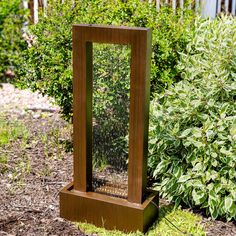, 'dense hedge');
149,16,236,220
0,0,27,80
16,0,195,119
